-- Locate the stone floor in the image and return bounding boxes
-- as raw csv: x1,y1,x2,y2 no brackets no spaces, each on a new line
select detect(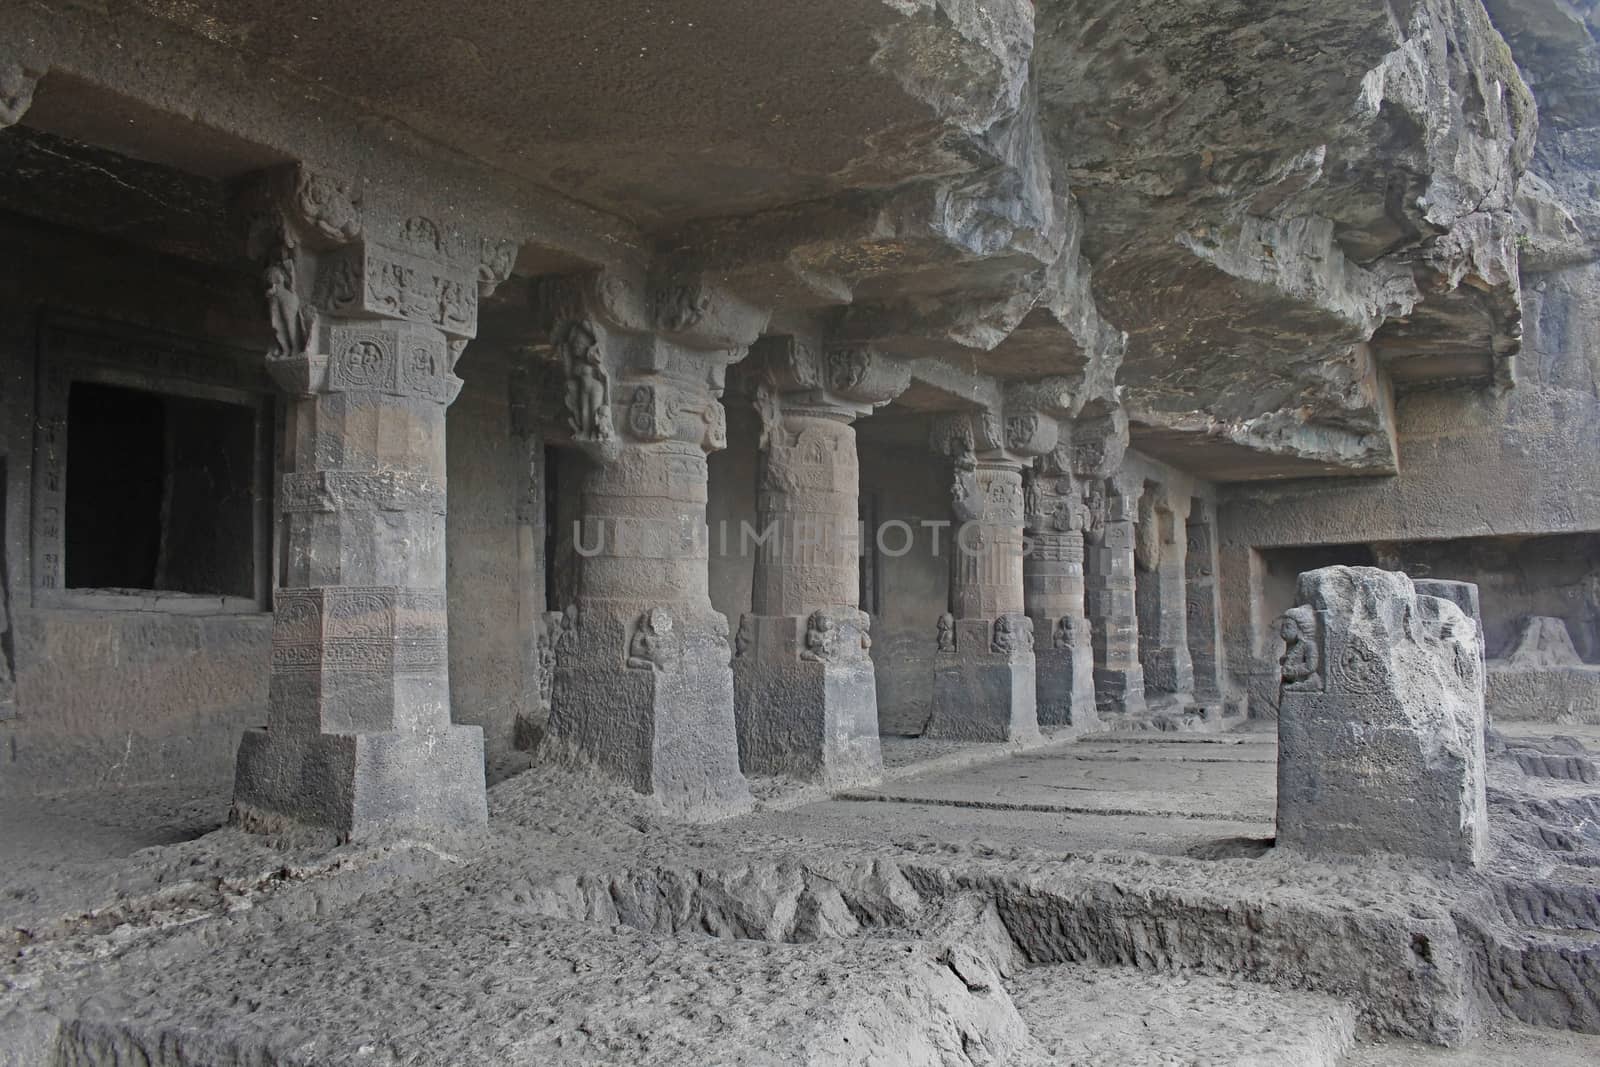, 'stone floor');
2,721,1599,1065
